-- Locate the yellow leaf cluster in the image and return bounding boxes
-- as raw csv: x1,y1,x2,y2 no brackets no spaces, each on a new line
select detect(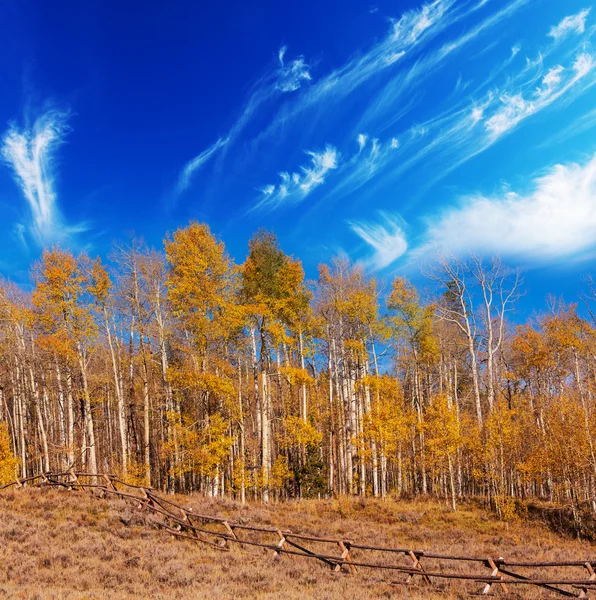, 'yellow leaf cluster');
279,415,322,449
0,423,19,486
